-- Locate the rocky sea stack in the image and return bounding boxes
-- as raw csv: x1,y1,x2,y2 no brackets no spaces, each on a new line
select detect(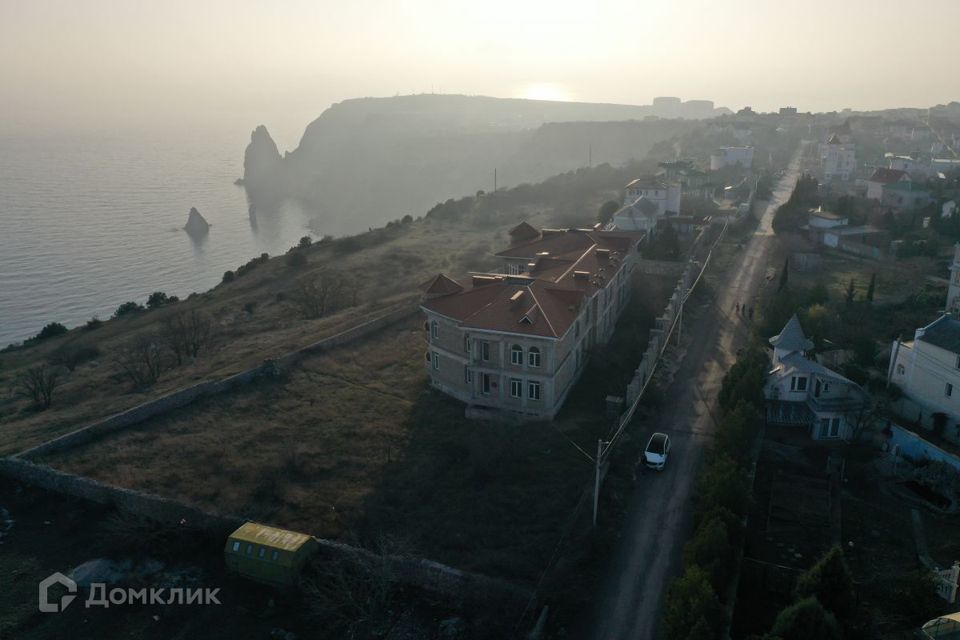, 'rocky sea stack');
242,125,281,188
183,207,210,237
